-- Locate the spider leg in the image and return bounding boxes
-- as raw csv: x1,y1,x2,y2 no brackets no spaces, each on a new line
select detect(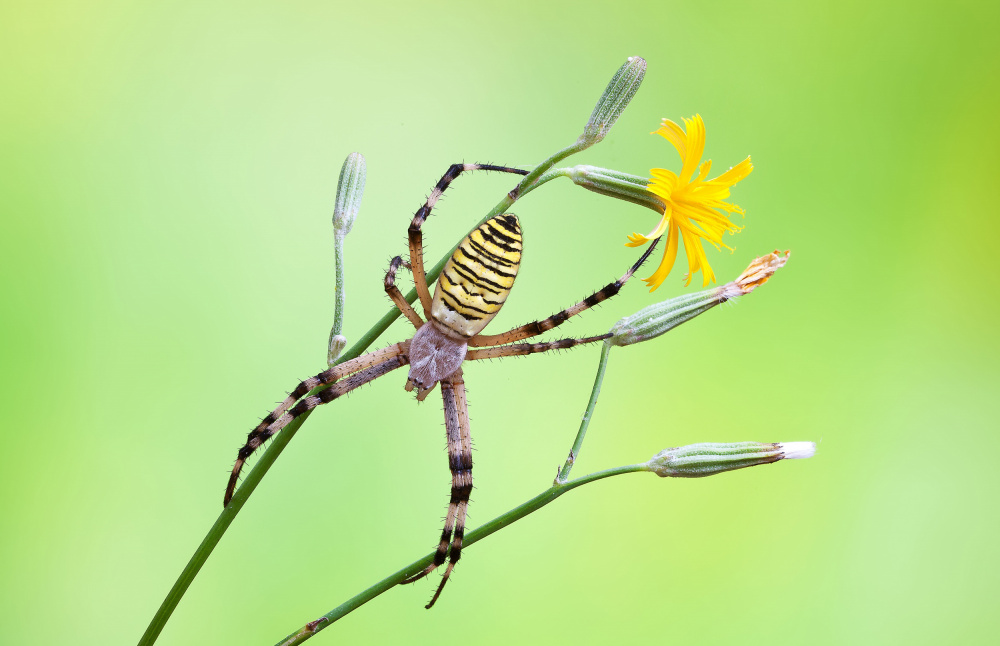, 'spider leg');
233,342,409,470
224,345,409,506
409,163,529,319
465,333,612,361
402,368,472,609
385,256,425,329
468,238,660,347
